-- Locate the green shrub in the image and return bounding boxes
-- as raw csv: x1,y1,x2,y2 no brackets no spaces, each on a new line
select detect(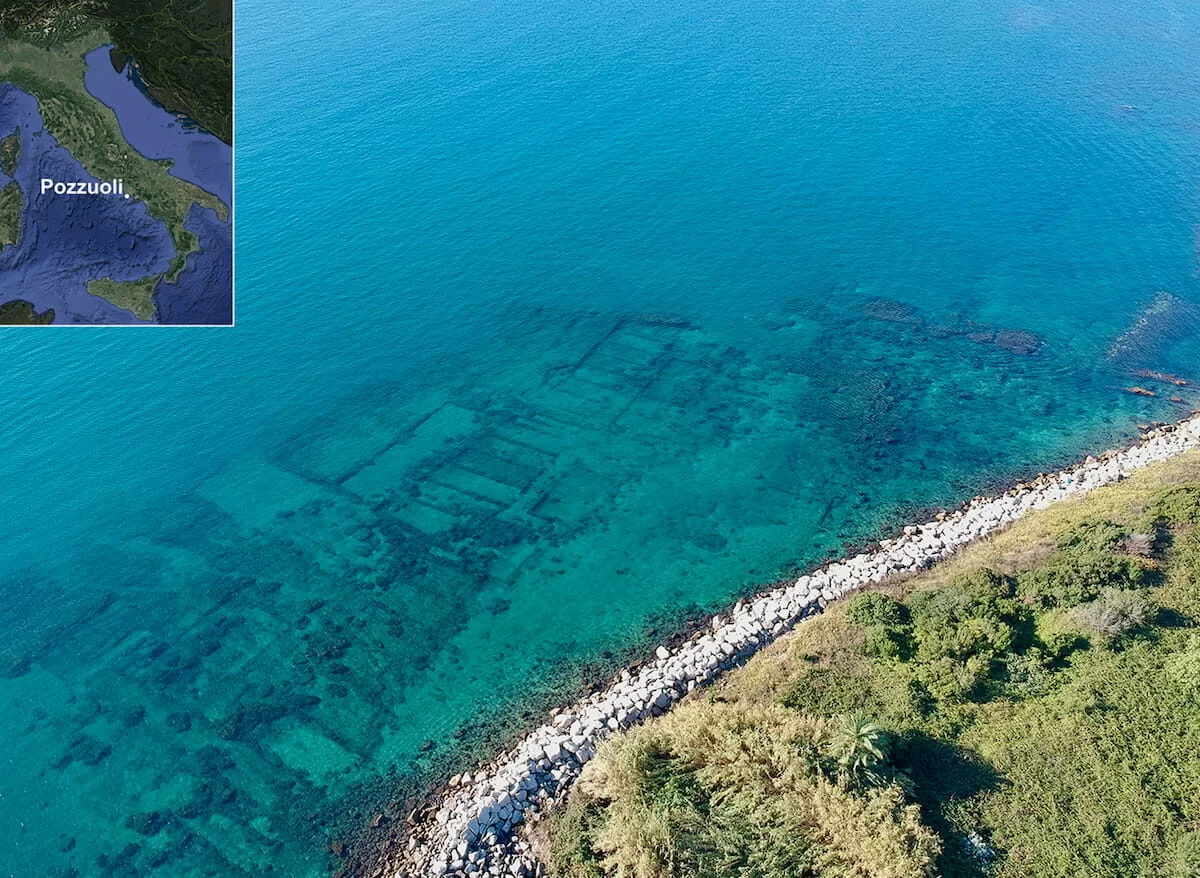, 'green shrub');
1162,528,1200,620
638,746,708,811
782,667,875,714
1033,609,1087,660
962,637,1200,878
864,625,909,660
846,592,914,660
846,592,908,628
914,655,990,702
547,799,608,878
952,568,1017,606
1018,556,1152,609
1150,485,1200,527
844,590,916,657
907,574,1018,666
1003,648,1056,697
1165,830,1200,878
1165,634,1200,689
1017,519,1153,608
